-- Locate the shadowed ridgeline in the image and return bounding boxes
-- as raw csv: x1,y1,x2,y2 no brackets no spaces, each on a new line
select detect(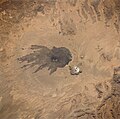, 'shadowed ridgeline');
18,45,72,74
